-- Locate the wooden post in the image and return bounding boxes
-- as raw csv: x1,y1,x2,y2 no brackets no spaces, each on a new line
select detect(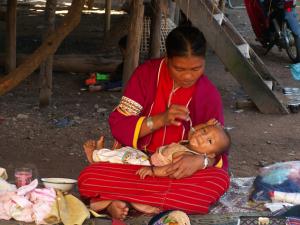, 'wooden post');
122,0,144,86
39,0,57,107
104,0,112,34
5,0,17,73
0,0,85,96
149,0,161,59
